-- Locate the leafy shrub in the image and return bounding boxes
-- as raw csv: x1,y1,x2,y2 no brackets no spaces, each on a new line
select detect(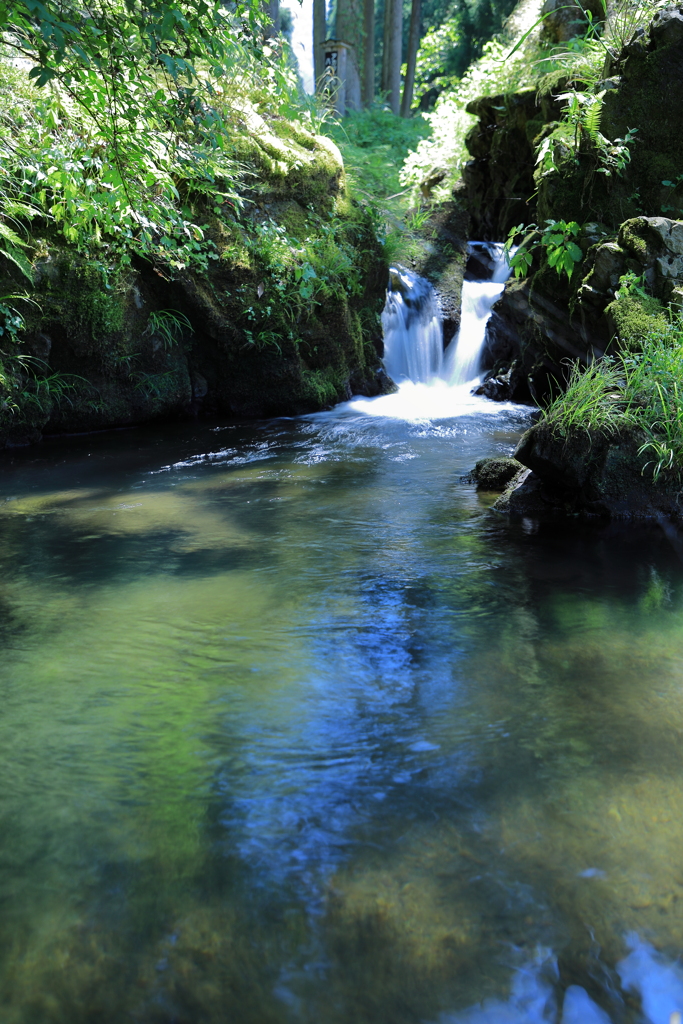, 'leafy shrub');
401,34,539,198
505,219,583,281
